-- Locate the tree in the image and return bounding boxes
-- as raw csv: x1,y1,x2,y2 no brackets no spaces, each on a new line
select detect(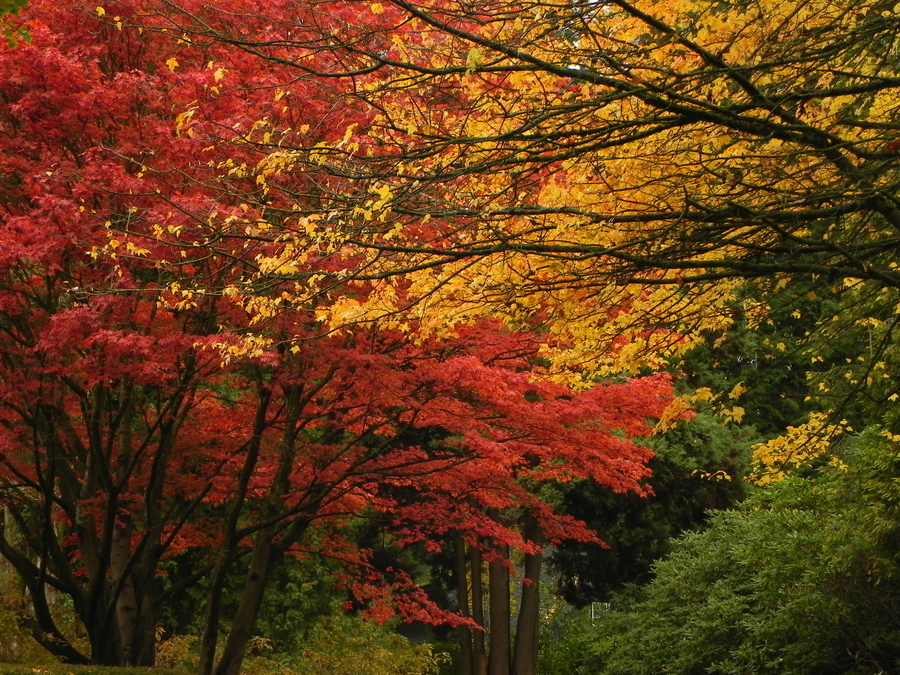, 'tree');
549,410,753,607
380,361,677,675
133,0,900,412
0,0,26,45
0,0,24,15
547,274,855,605
0,8,679,675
